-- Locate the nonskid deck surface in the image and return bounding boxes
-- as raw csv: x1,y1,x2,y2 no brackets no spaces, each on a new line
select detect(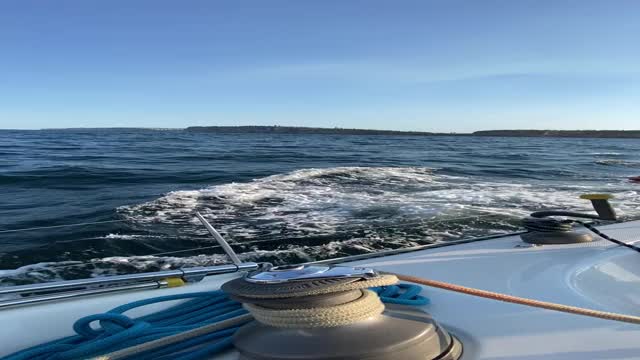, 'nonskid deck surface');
2,221,640,359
